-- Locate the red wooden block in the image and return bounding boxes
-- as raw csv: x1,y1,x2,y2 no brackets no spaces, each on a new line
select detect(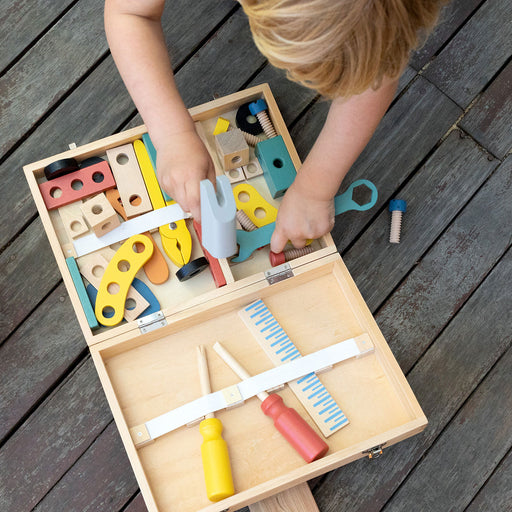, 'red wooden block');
193,220,226,288
38,161,116,210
